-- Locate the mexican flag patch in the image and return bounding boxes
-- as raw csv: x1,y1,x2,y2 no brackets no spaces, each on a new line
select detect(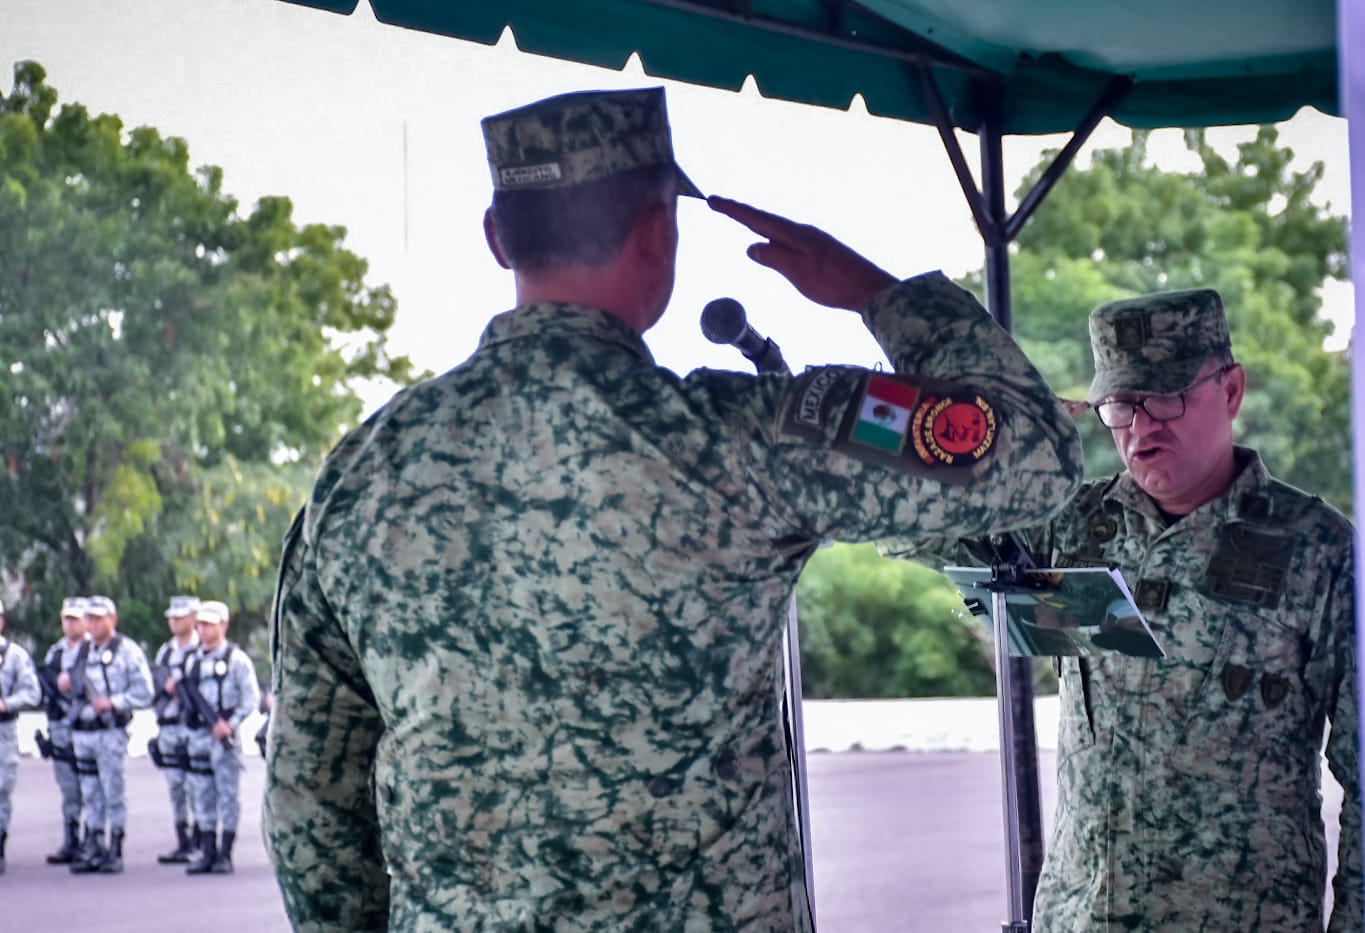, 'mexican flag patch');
850,374,919,453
